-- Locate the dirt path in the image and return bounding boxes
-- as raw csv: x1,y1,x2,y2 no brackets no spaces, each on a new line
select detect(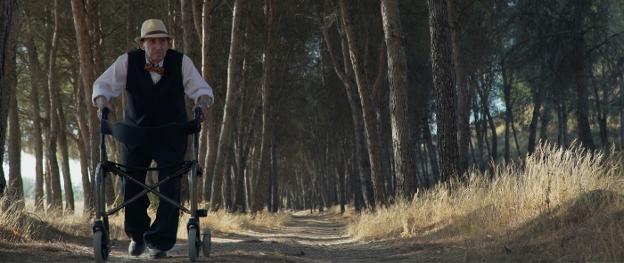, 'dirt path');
1,211,460,262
